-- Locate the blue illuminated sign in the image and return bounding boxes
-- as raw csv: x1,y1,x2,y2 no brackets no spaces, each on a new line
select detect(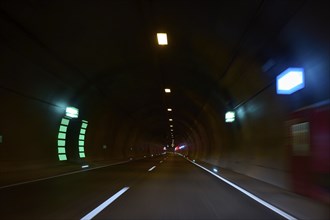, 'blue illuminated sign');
276,68,305,95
